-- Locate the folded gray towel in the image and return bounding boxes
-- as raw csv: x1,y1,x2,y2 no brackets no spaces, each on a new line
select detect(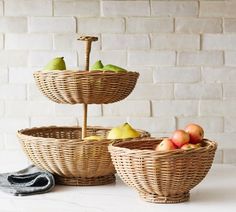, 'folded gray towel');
0,165,55,196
